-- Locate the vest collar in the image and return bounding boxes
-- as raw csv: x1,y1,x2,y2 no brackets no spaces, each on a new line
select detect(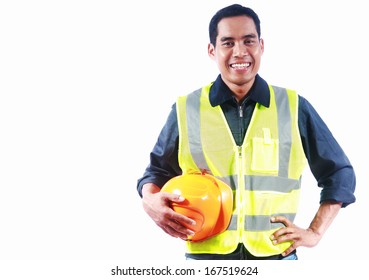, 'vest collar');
209,74,270,108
